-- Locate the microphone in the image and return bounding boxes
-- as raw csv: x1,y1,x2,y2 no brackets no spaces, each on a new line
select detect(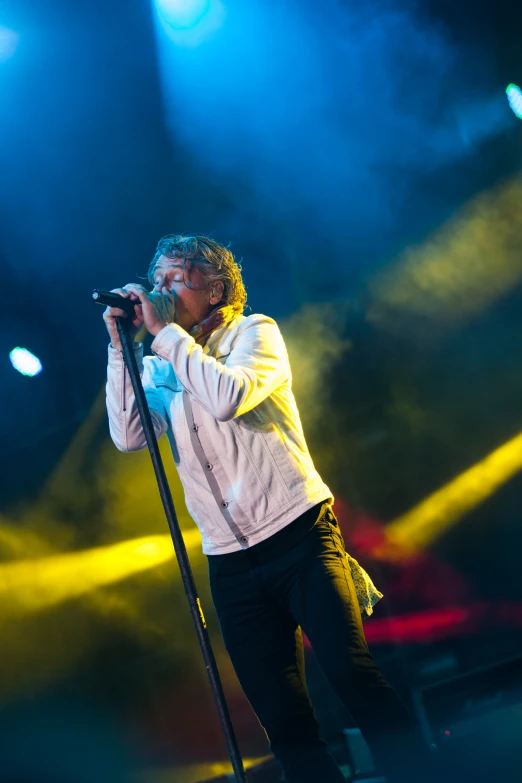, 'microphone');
92,289,140,316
